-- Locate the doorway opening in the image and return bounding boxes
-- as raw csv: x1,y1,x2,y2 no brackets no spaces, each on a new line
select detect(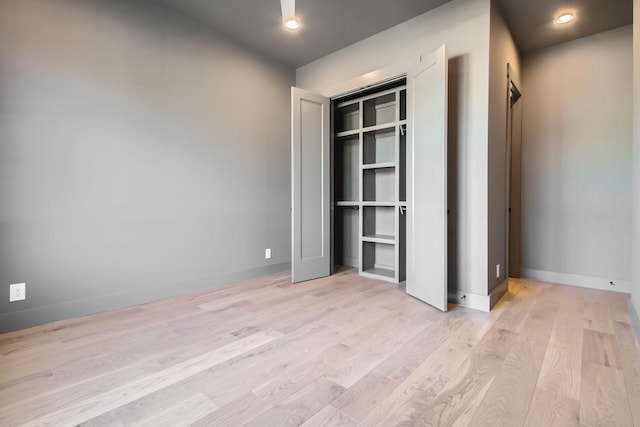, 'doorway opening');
291,45,449,311
506,65,522,278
